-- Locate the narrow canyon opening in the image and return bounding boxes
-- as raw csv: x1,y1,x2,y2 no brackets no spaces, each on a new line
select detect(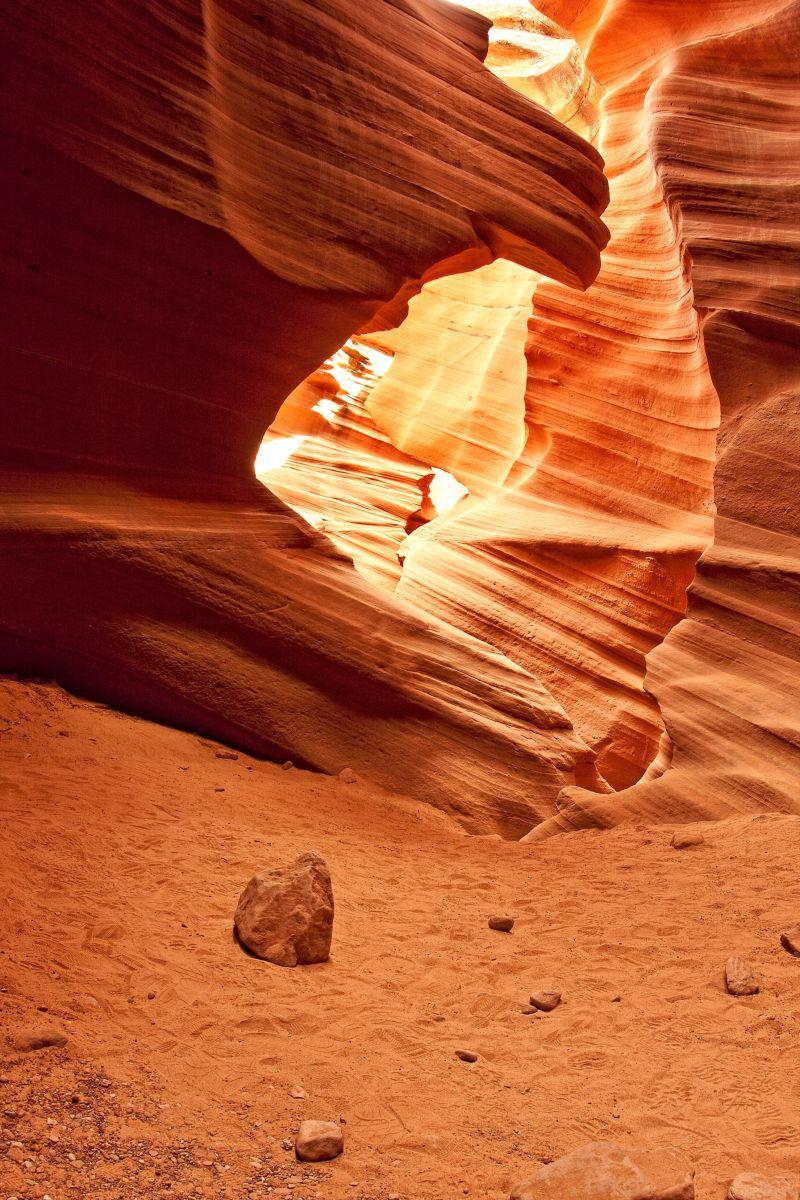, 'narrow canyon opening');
255,1,716,794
